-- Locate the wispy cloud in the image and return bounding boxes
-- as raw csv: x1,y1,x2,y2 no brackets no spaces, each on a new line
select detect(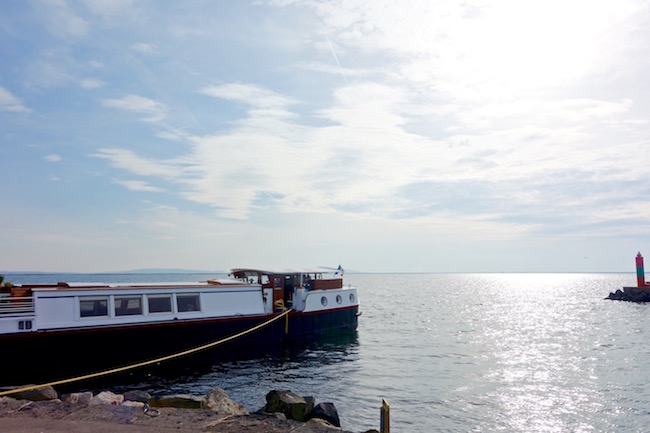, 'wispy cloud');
45,154,62,162
0,86,29,113
91,149,179,179
23,58,75,90
93,63,650,232
80,78,105,89
200,83,296,109
102,94,166,123
40,0,88,38
113,179,164,192
131,43,157,55
82,0,134,16
88,60,105,69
